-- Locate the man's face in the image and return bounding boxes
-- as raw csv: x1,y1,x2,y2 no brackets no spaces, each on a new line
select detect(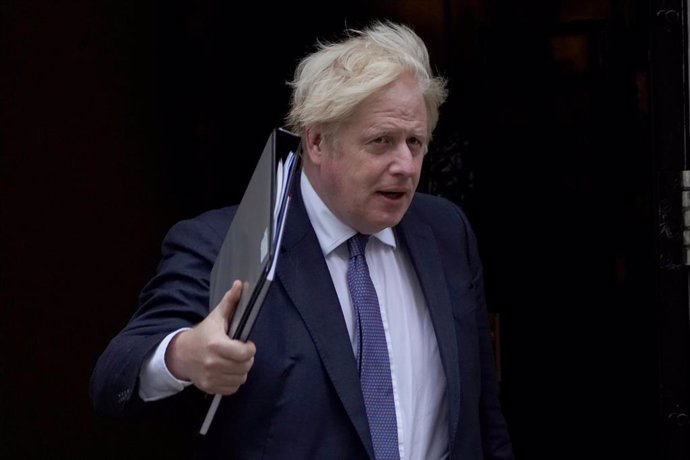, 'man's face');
306,73,428,235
